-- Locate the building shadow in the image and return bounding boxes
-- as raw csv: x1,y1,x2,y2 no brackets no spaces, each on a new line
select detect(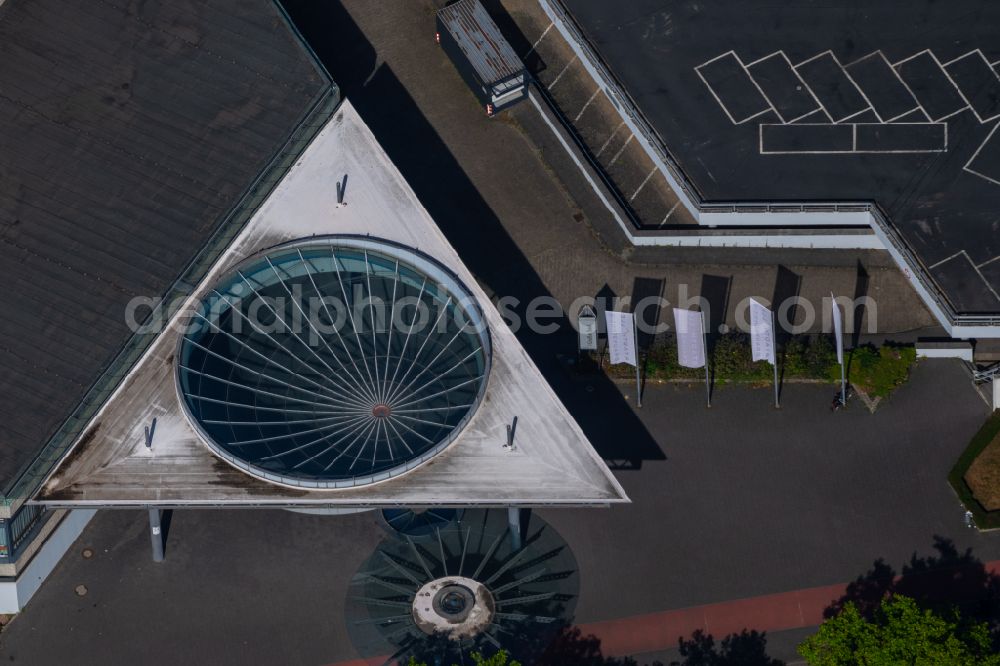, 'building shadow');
771,265,801,395
159,509,174,551
595,283,618,337
632,277,666,352
851,260,870,348
532,625,783,666
770,265,801,345
845,260,870,379
280,0,664,468
480,0,548,75
632,277,665,406
672,629,784,666
700,274,732,402
700,274,732,342
825,536,1000,635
